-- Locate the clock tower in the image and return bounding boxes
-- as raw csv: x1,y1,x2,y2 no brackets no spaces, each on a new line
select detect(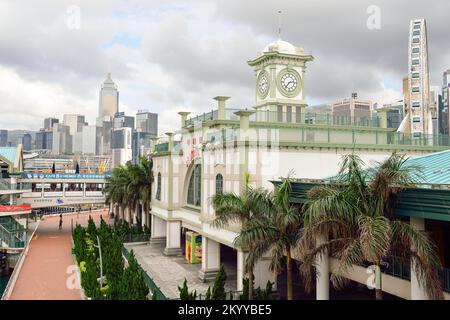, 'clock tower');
247,40,313,122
